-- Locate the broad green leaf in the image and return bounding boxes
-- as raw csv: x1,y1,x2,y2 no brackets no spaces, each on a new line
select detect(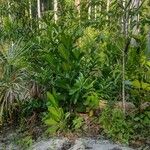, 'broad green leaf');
132,80,150,91
45,118,57,126
58,44,69,61
47,92,58,107
46,125,59,134
48,106,63,122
